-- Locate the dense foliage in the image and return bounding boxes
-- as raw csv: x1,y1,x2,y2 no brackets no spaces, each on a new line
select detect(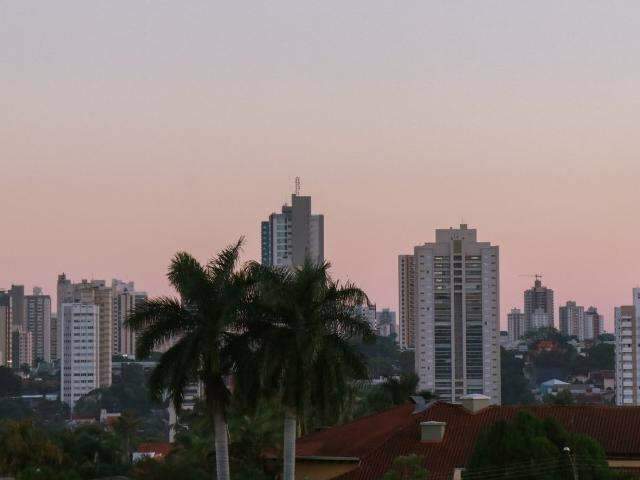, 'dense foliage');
465,411,623,480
